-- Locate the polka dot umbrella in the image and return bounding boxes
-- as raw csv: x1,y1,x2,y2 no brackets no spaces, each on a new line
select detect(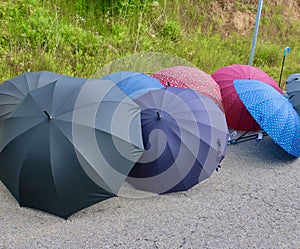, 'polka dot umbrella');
234,79,300,157
211,64,282,131
151,66,224,112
